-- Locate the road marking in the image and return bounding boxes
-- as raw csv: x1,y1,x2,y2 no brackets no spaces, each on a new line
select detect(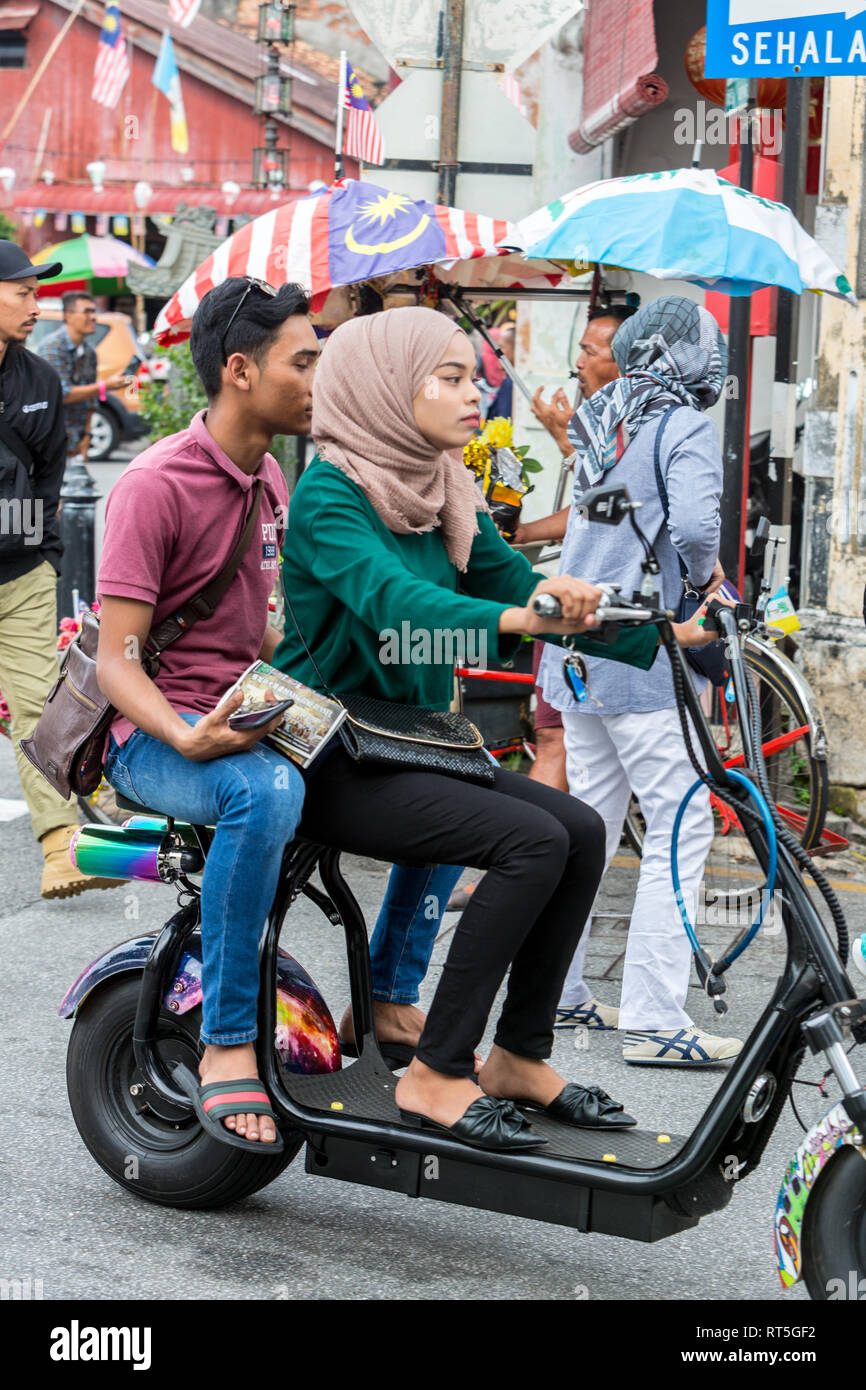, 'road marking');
611,853,866,894
0,798,27,822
